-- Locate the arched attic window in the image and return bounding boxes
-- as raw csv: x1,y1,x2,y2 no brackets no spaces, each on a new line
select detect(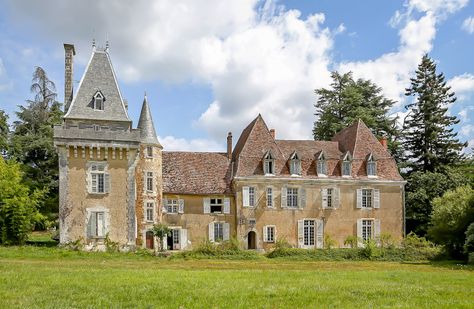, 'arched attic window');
93,91,105,110
367,153,377,177
289,151,301,176
317,151,327,176
263,151,275,175
341,152,352,177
